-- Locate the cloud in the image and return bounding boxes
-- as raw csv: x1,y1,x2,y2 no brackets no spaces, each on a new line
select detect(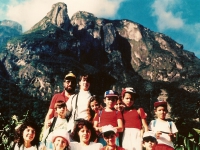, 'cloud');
5,0,125,32
151,0,184,31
